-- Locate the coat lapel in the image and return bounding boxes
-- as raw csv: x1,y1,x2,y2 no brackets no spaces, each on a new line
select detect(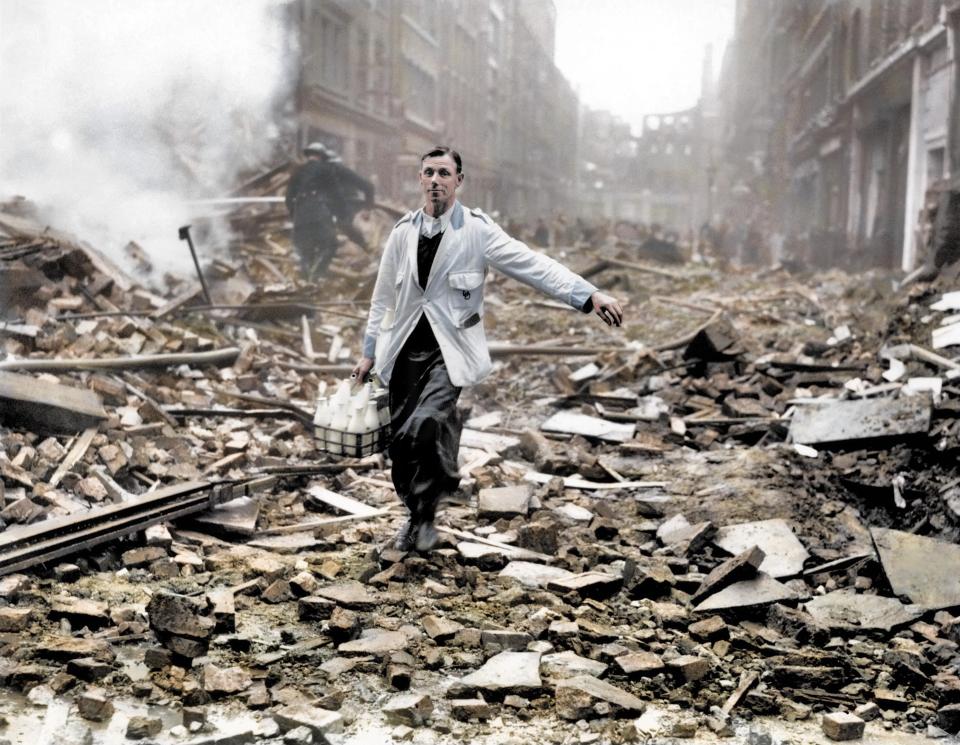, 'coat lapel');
405,212,421,288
